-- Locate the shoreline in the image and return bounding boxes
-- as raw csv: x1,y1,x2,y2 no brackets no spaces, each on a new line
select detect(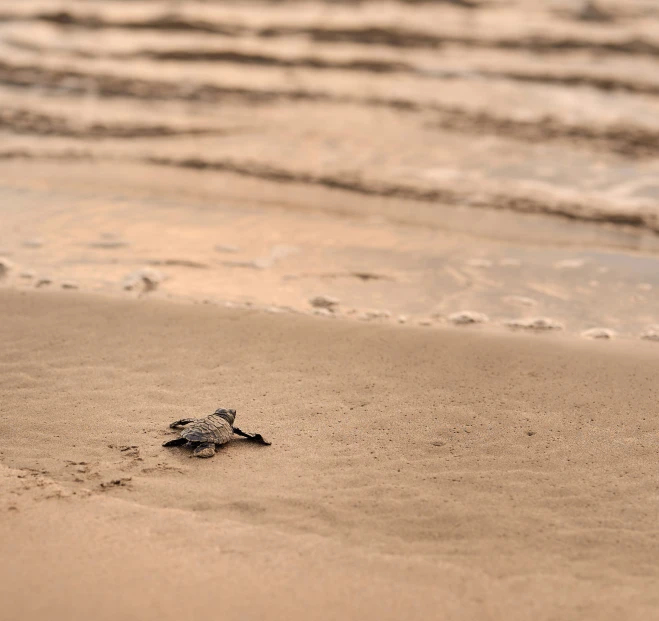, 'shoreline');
1,159,658,343
2,278,659,345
